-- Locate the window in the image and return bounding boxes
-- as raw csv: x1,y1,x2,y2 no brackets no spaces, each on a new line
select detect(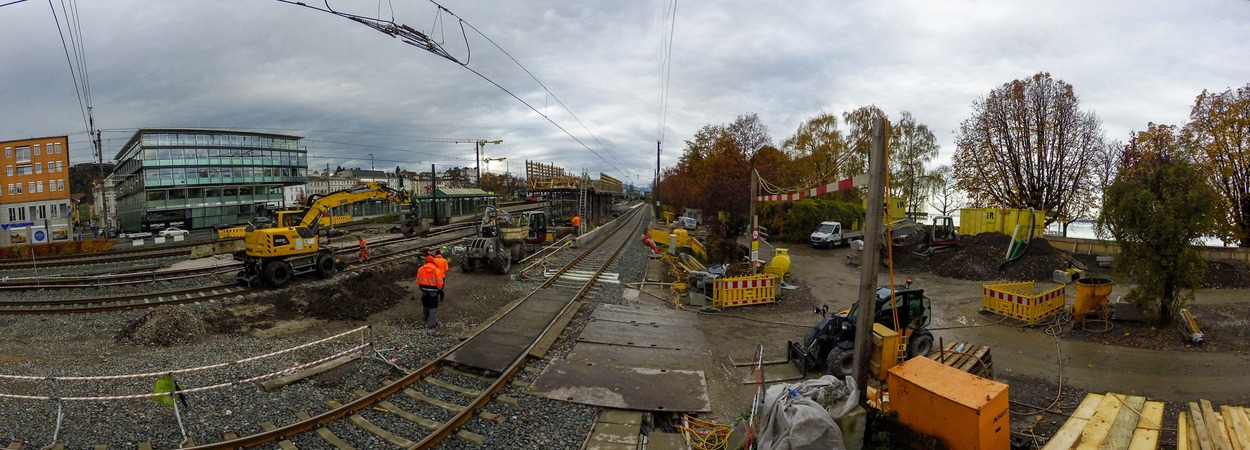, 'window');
15,146,30,161
54,143,62,154
15,165,30,176
56,161,62,172
4,147,9,158
35,163,41,174
5,166,10,176
33,144,40,155
37,181,44,193
51,204,58,218
8,184,14,195
38,205,46,220
57,180,64,191
27,182,34,193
